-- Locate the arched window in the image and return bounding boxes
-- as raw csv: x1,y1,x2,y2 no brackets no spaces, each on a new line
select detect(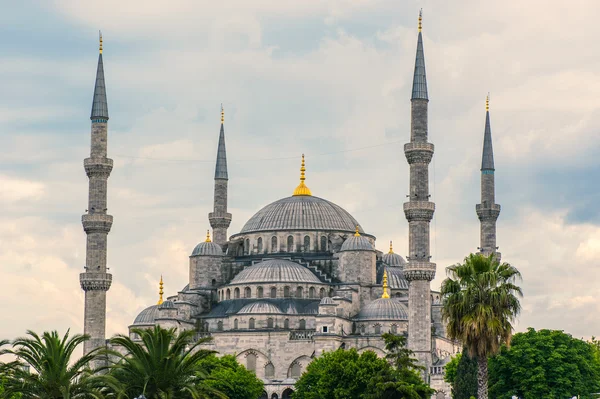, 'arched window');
257,286,264,298
271,394,279,399
309,287,315,298
211,278,216,286
360,325,366,334
265,363,275,378
234,319,238,330
304,235,310,251
246,352,257,372
249,318,255,329
267,318,274,328
244,287,251,298
319,288,325,298
290,363,301,378
284,319,289,329
374,324,381,334
260,392,268,399
284,286,291,298
287,235,294,252
282,389,294,399
234,288,240,299
299,319,306,330
391,324,398,334
296,286,303,298
395,292,402,298
217,321,223,331
271,236,278,252
270,287,277,298
320,236,327,251
329,288,334,297
257,237,263,253
244,239,250,254
226,289,231,300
